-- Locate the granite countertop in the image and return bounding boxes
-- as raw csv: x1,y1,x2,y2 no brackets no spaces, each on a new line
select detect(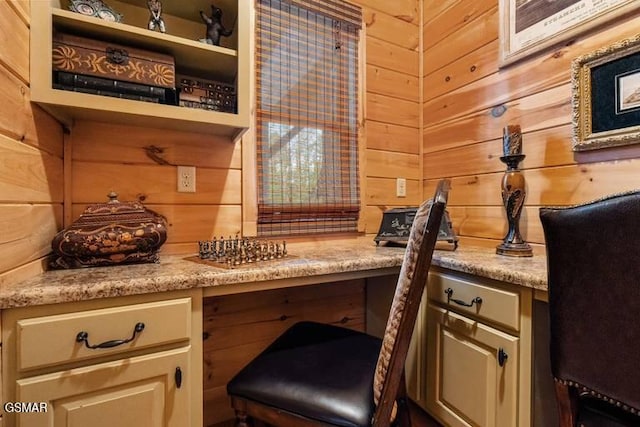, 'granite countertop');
0,240,548,309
